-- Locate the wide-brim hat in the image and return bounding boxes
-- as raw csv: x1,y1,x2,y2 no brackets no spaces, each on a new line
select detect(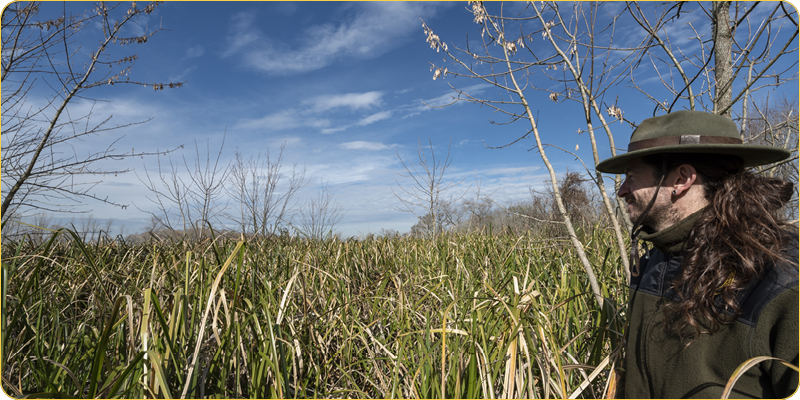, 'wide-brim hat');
596,110,791,174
